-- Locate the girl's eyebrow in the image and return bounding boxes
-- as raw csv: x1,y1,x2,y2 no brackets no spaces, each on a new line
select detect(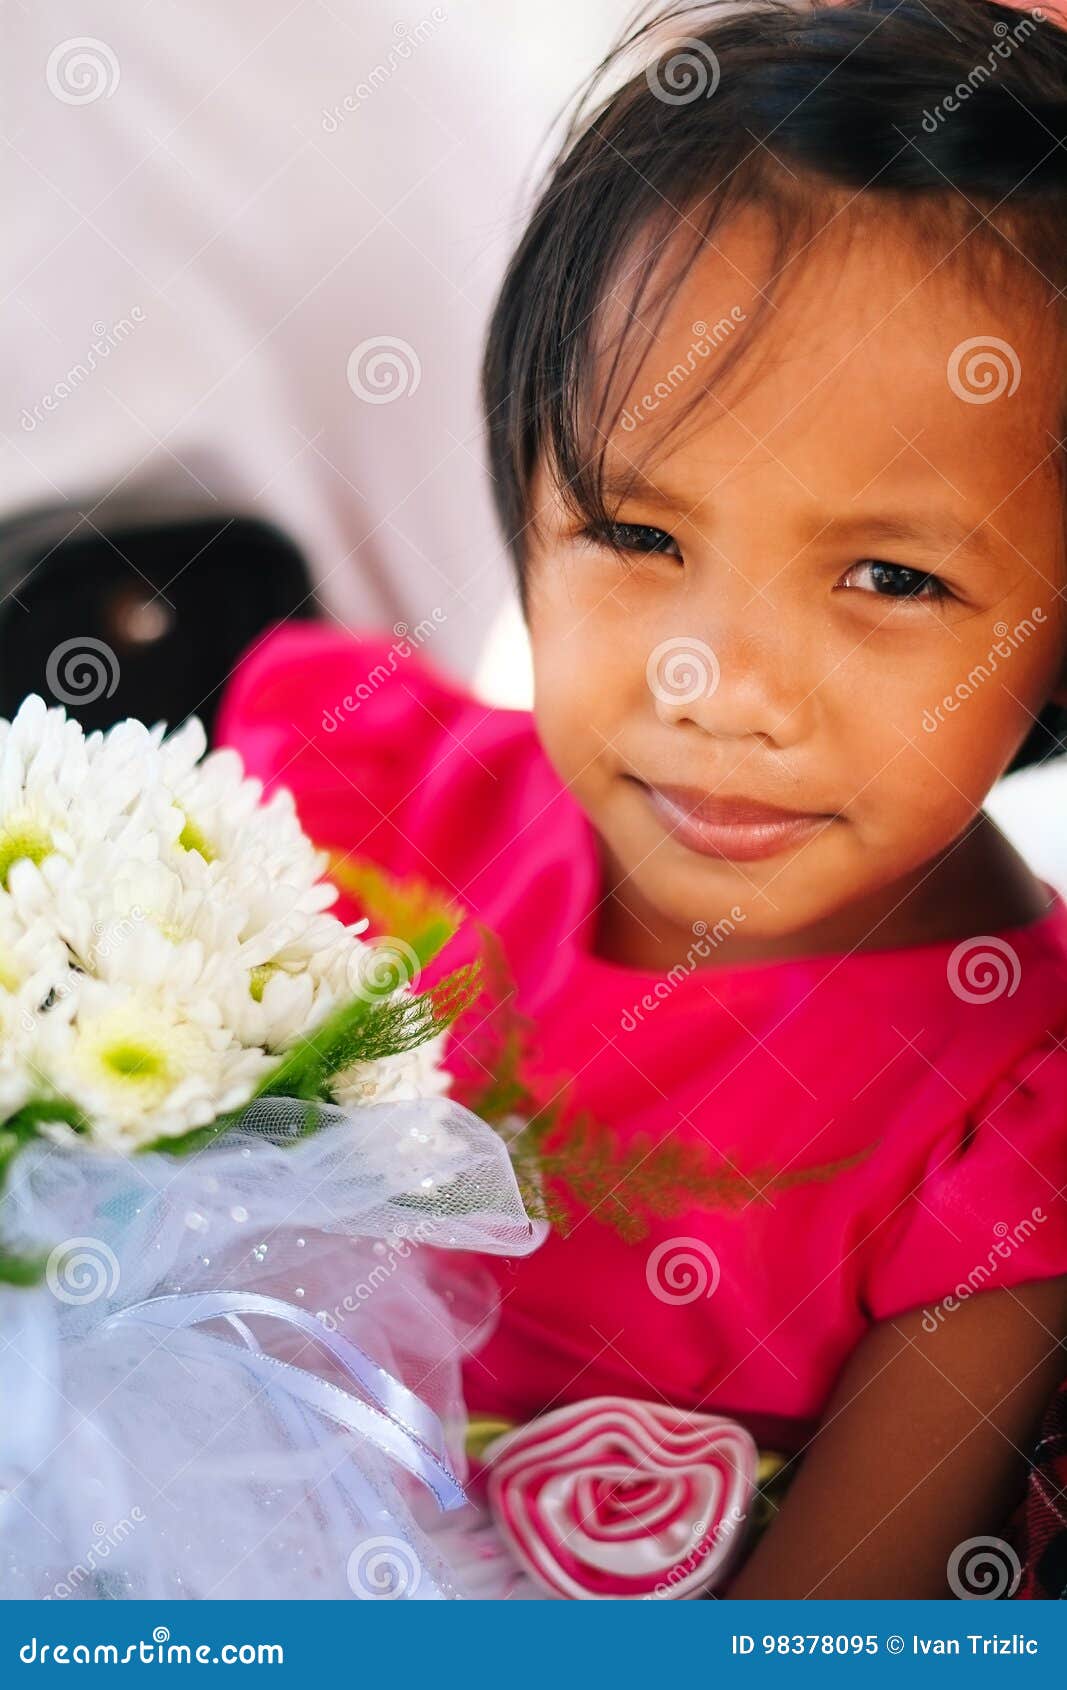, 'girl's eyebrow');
599,468,1000,563
599,467,697,512
601,469,710,513
822,512,1000,562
